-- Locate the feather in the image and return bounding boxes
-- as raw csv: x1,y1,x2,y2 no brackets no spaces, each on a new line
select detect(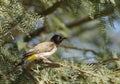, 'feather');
27,54,36,61
23,41,55,57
